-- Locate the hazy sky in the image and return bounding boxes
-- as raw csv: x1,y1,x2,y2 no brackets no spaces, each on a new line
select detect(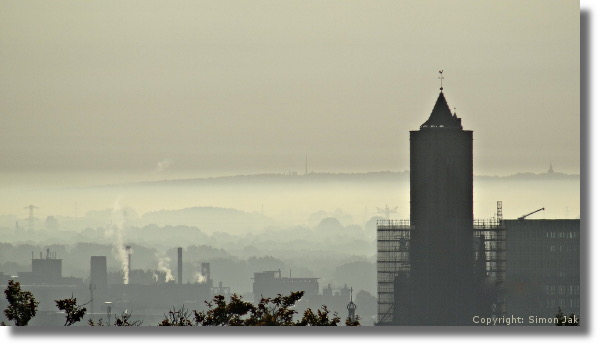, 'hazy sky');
0,0,579,185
